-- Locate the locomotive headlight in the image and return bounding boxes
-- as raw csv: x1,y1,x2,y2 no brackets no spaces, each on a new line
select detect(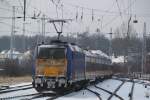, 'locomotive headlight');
35,78,42,84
